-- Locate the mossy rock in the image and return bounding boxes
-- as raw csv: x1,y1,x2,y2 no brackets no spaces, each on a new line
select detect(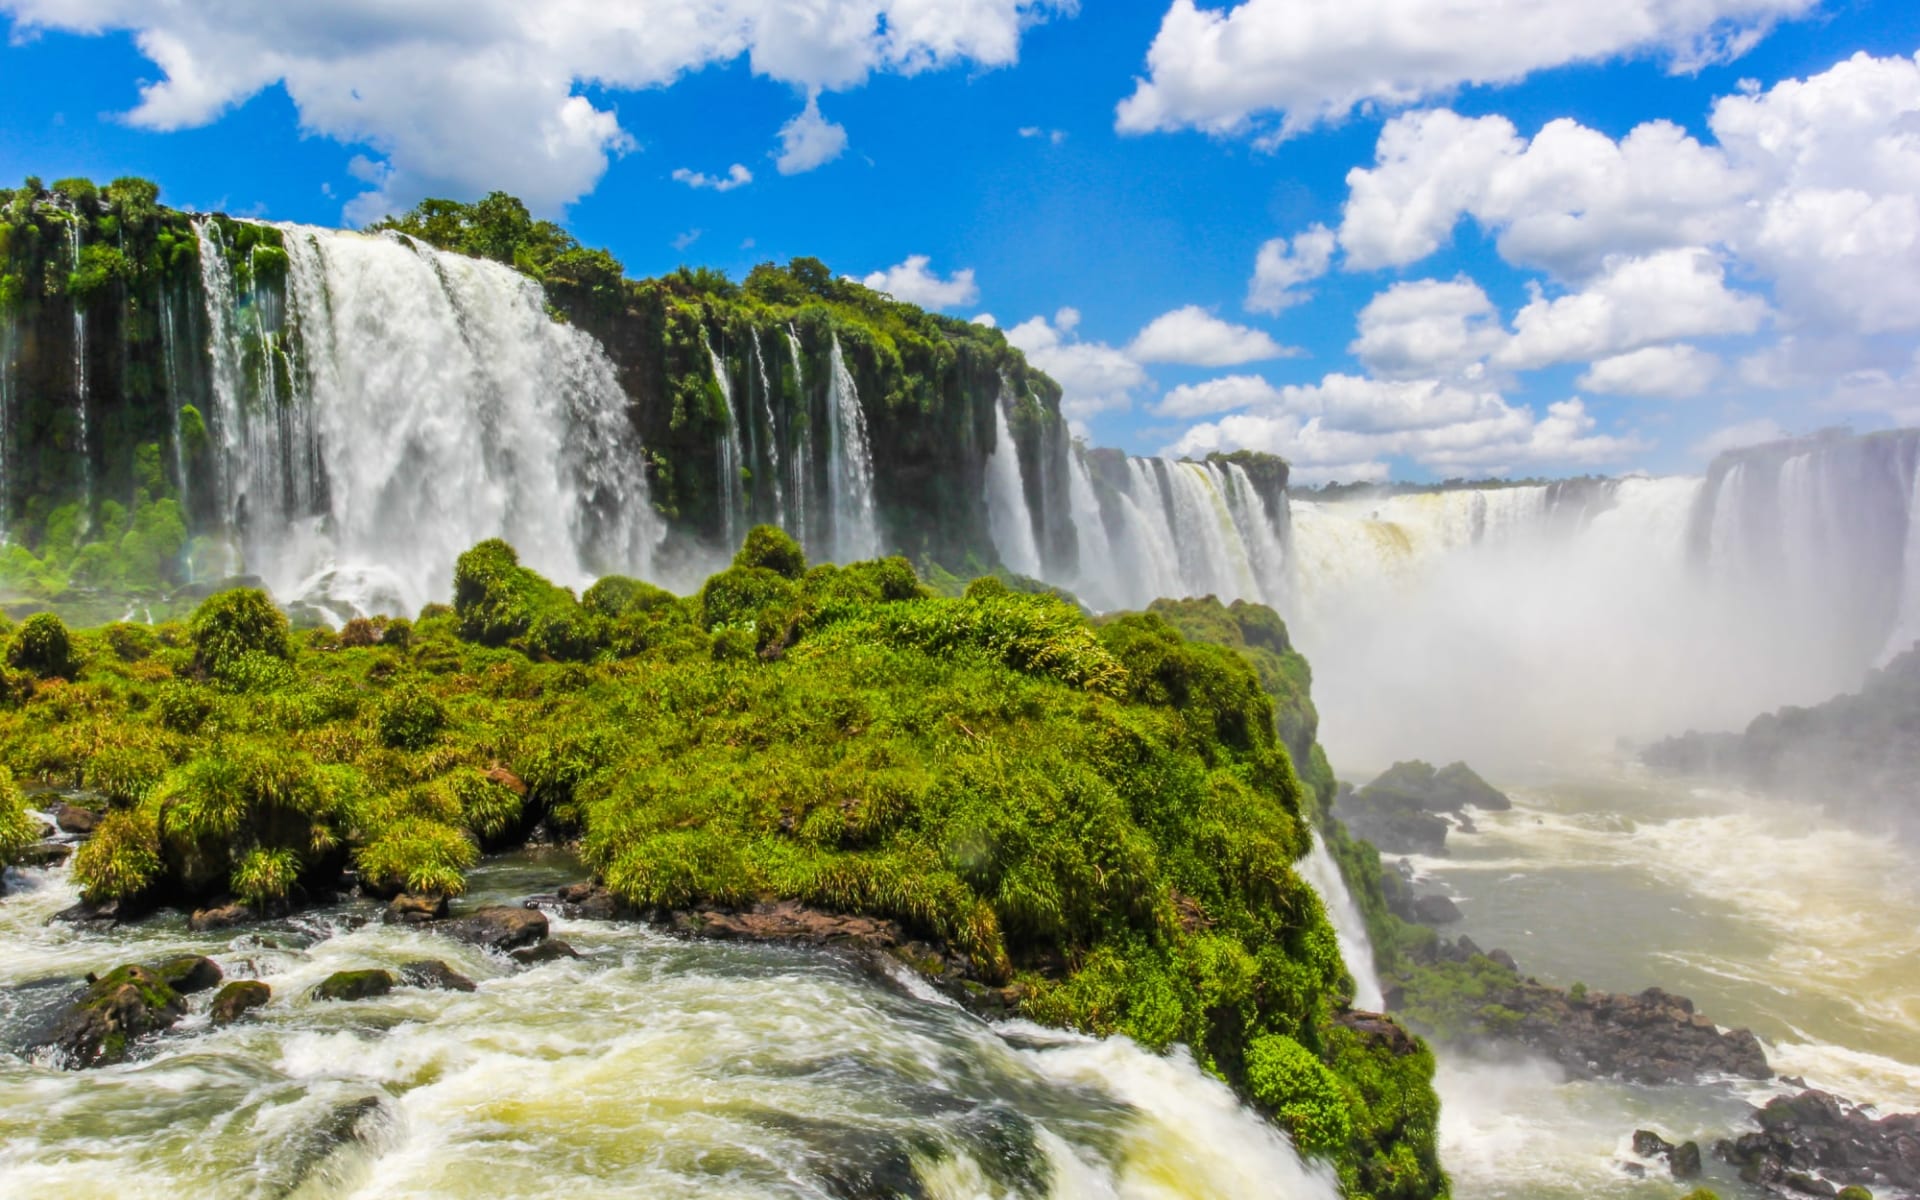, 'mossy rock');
150,955,222,995
209,980,270,1025
32,963,186,1067
312,969,395,1002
